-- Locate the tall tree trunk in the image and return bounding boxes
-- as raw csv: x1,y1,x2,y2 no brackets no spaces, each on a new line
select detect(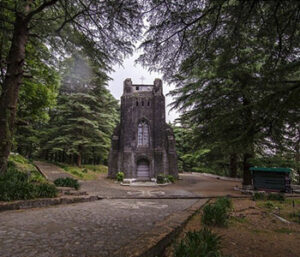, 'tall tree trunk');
229,153,237,177
77,153,82,167
0,15,28,173
295,128,300,184
241,83,255,186
243,153,253,185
